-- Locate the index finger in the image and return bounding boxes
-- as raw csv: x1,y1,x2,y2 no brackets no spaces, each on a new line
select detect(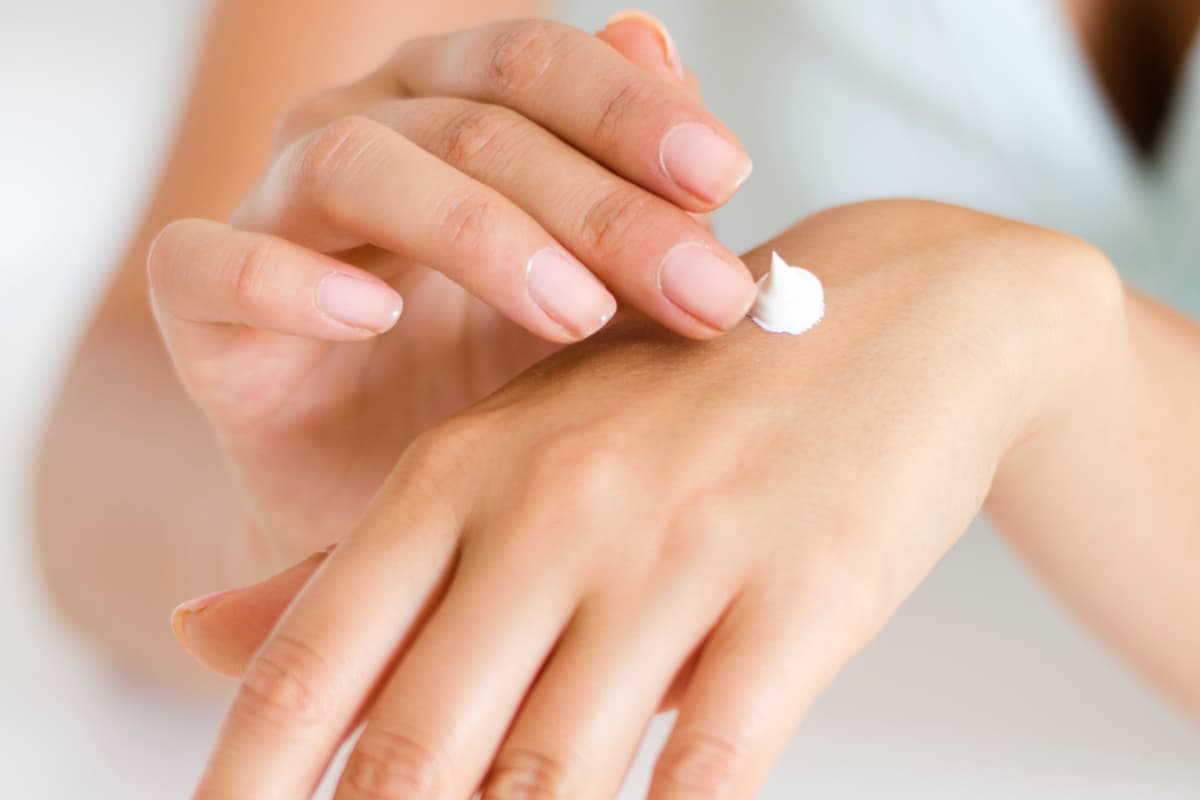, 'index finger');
193,449,465,799
387,18,752,211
